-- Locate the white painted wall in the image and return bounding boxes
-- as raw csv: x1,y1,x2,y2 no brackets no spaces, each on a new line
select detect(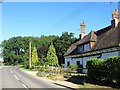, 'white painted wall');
64,57,71,67
83,55,100,67
64,57,83,67
65,55,100,73
65,51,120,73
82,55,100,73
101,51,119,59
71,58,83,65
